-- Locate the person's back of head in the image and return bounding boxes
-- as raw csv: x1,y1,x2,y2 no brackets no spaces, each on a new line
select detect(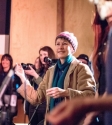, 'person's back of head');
77,54,89,65
77,54,93,73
